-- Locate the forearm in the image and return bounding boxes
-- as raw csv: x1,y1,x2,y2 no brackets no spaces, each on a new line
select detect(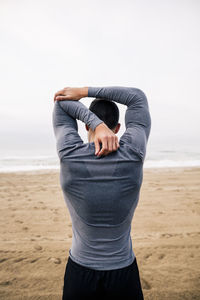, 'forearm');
87,86,151,129
87,86,147,108
57,99,103,131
